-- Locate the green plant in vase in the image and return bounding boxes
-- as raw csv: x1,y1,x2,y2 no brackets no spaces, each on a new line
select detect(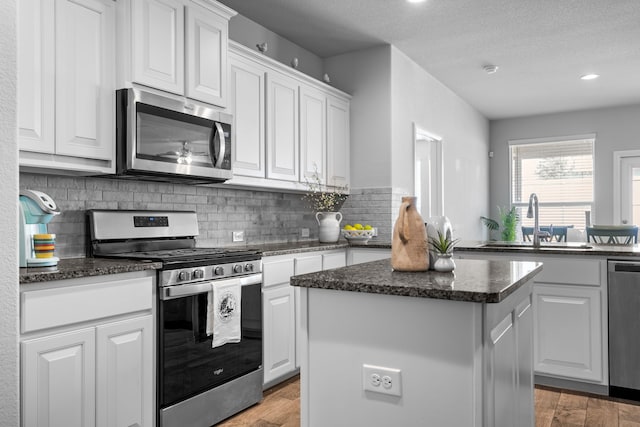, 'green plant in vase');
480,206,519,242
429,231,459,272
